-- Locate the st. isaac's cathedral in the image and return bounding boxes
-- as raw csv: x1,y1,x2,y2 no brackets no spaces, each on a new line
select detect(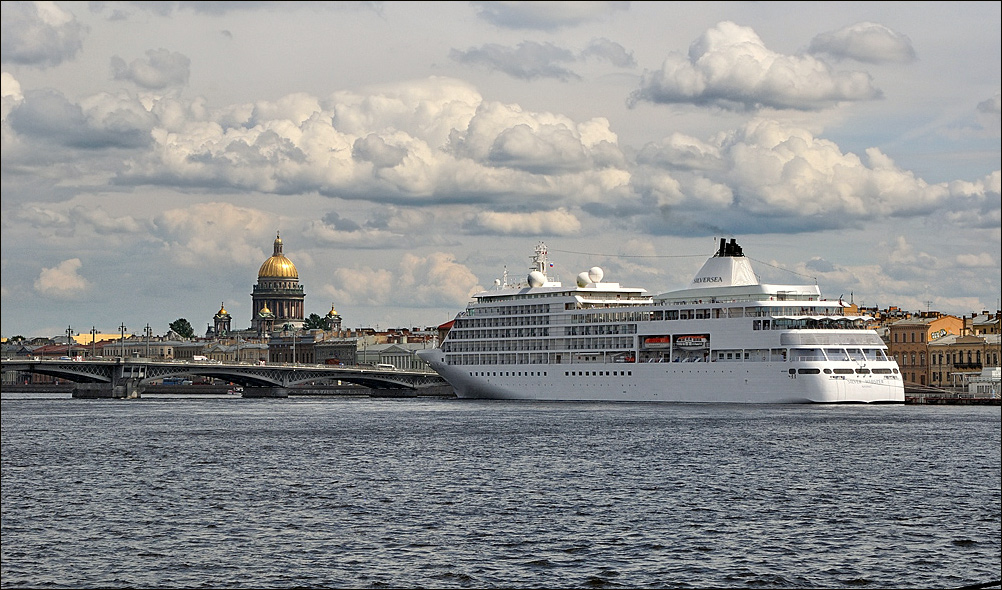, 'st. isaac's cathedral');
209,233,341,337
